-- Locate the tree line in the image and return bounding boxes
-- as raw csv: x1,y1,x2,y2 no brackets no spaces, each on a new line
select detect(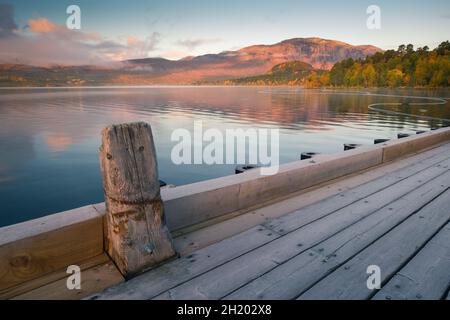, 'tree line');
328,41,450,87
213,41,450,88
